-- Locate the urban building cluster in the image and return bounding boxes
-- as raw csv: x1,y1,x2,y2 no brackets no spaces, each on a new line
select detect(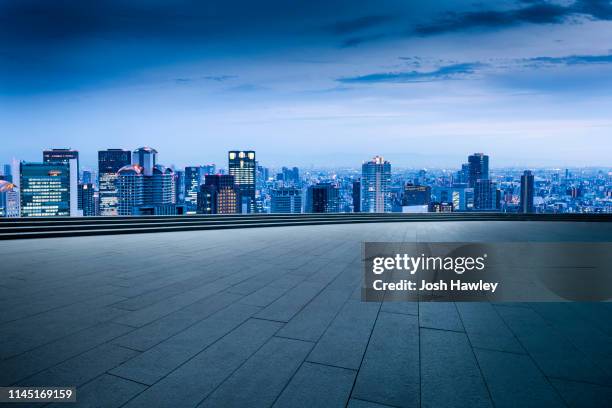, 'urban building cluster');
0,148,610,217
